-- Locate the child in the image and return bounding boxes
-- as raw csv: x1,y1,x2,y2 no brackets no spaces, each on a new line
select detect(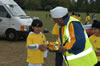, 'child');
85,13,91,24
89,20,100,66
26,17,48,66
77,14,81,21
